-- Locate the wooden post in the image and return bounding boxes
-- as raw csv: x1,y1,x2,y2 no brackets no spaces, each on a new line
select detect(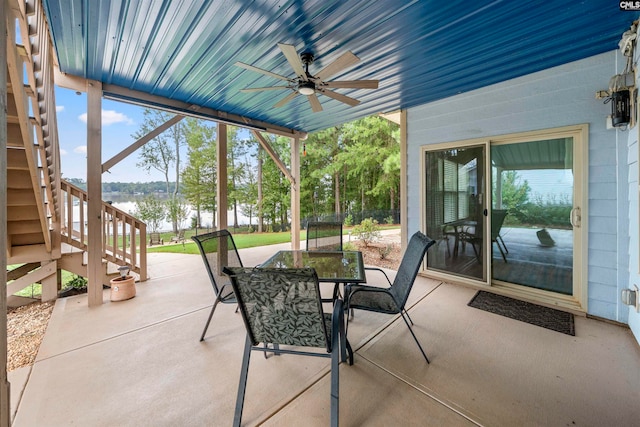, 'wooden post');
290,136,300,250
87,80,103,306
400,109,408,250
216,122,228,230
1,0,11,422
